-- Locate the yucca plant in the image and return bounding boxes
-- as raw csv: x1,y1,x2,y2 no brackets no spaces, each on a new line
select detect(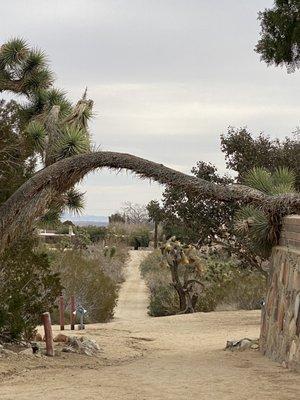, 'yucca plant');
0,38,93,223
0,38,53,94
235,167,297,257
54,126,90,161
